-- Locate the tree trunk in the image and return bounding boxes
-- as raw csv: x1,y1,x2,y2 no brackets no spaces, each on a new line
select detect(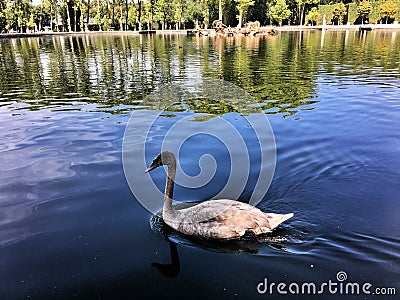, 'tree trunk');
39,2,43,31
80,5,84,31
87,0,90,30
138,0,141,31
204,3,209,29
300,5,304,25
297,5,301,25
55,7,59,31
120,6,123,30
112,0,115,28
149,6,152,30
163,12,167,30
50,7,53,31
219,0,222,20
106,0,110,25
66,0,72,32
75,8,78,31
97,0,101,31
125,0,128,30
238,10,243,28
